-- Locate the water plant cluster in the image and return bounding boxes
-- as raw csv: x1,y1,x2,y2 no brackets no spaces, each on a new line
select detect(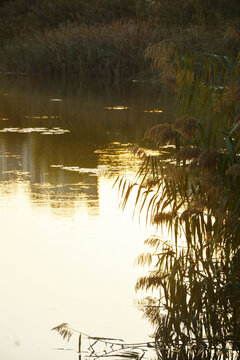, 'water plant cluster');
116,47,240,359
0,0,239,79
